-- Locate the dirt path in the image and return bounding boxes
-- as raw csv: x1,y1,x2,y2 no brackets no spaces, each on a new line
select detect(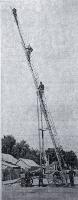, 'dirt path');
2,183,78,200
